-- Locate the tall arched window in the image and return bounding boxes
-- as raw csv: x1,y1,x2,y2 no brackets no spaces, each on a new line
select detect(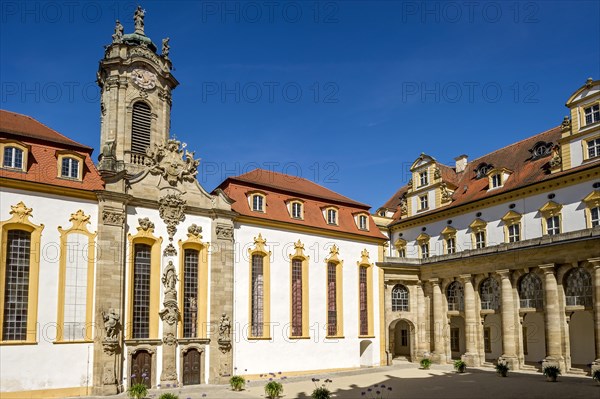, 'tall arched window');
182,249,199,338
518,273,543,309
291,258,303,337
564,267,592,307
391,284,409,312
447,281,464,311
131,102,152,154
251,254,264,337
479,277,500,310
132,243,151,339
